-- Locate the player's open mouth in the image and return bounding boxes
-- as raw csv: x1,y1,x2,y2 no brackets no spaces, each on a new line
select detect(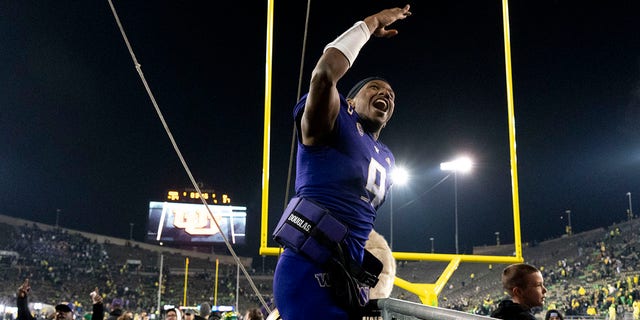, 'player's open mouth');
373,98,388,111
